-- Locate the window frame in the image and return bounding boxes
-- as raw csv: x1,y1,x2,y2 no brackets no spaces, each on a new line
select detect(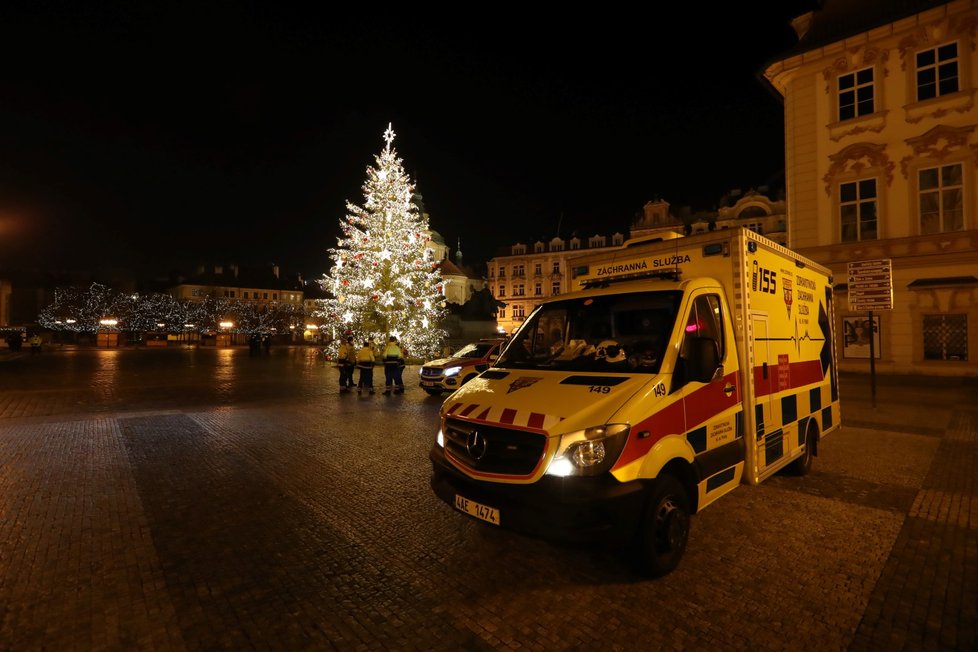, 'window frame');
838,177,880,242
917,162,965,235
915,41,960,103
837,66,875,122
922,313,968,362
